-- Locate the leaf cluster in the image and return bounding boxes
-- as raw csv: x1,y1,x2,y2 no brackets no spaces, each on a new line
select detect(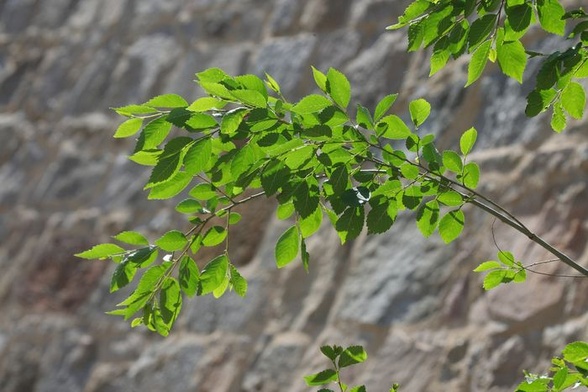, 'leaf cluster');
388,0,588,131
